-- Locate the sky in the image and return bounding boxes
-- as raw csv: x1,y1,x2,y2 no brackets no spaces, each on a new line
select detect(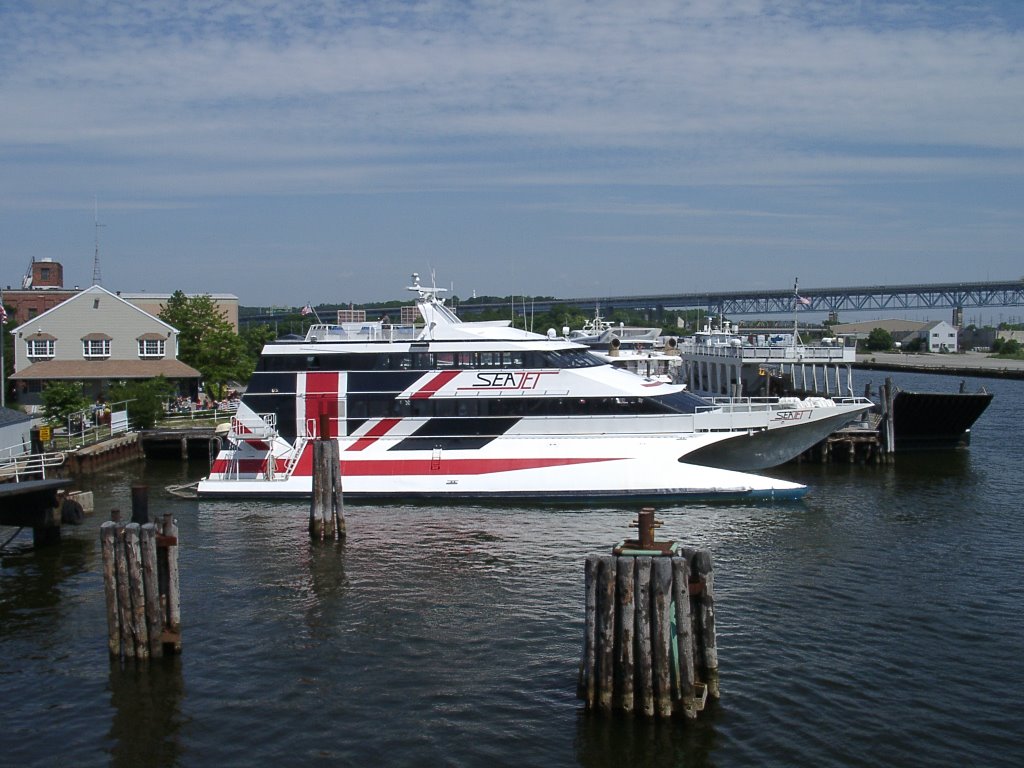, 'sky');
1,1,1022,309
